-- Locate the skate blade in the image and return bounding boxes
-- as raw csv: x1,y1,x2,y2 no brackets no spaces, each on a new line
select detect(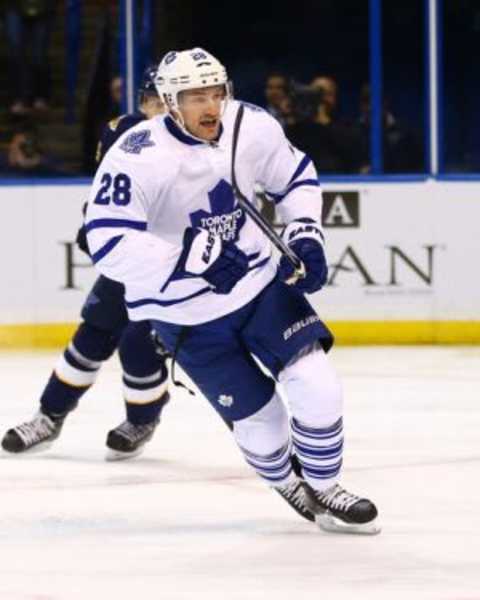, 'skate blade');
105,447,144,462
315,513,381,535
